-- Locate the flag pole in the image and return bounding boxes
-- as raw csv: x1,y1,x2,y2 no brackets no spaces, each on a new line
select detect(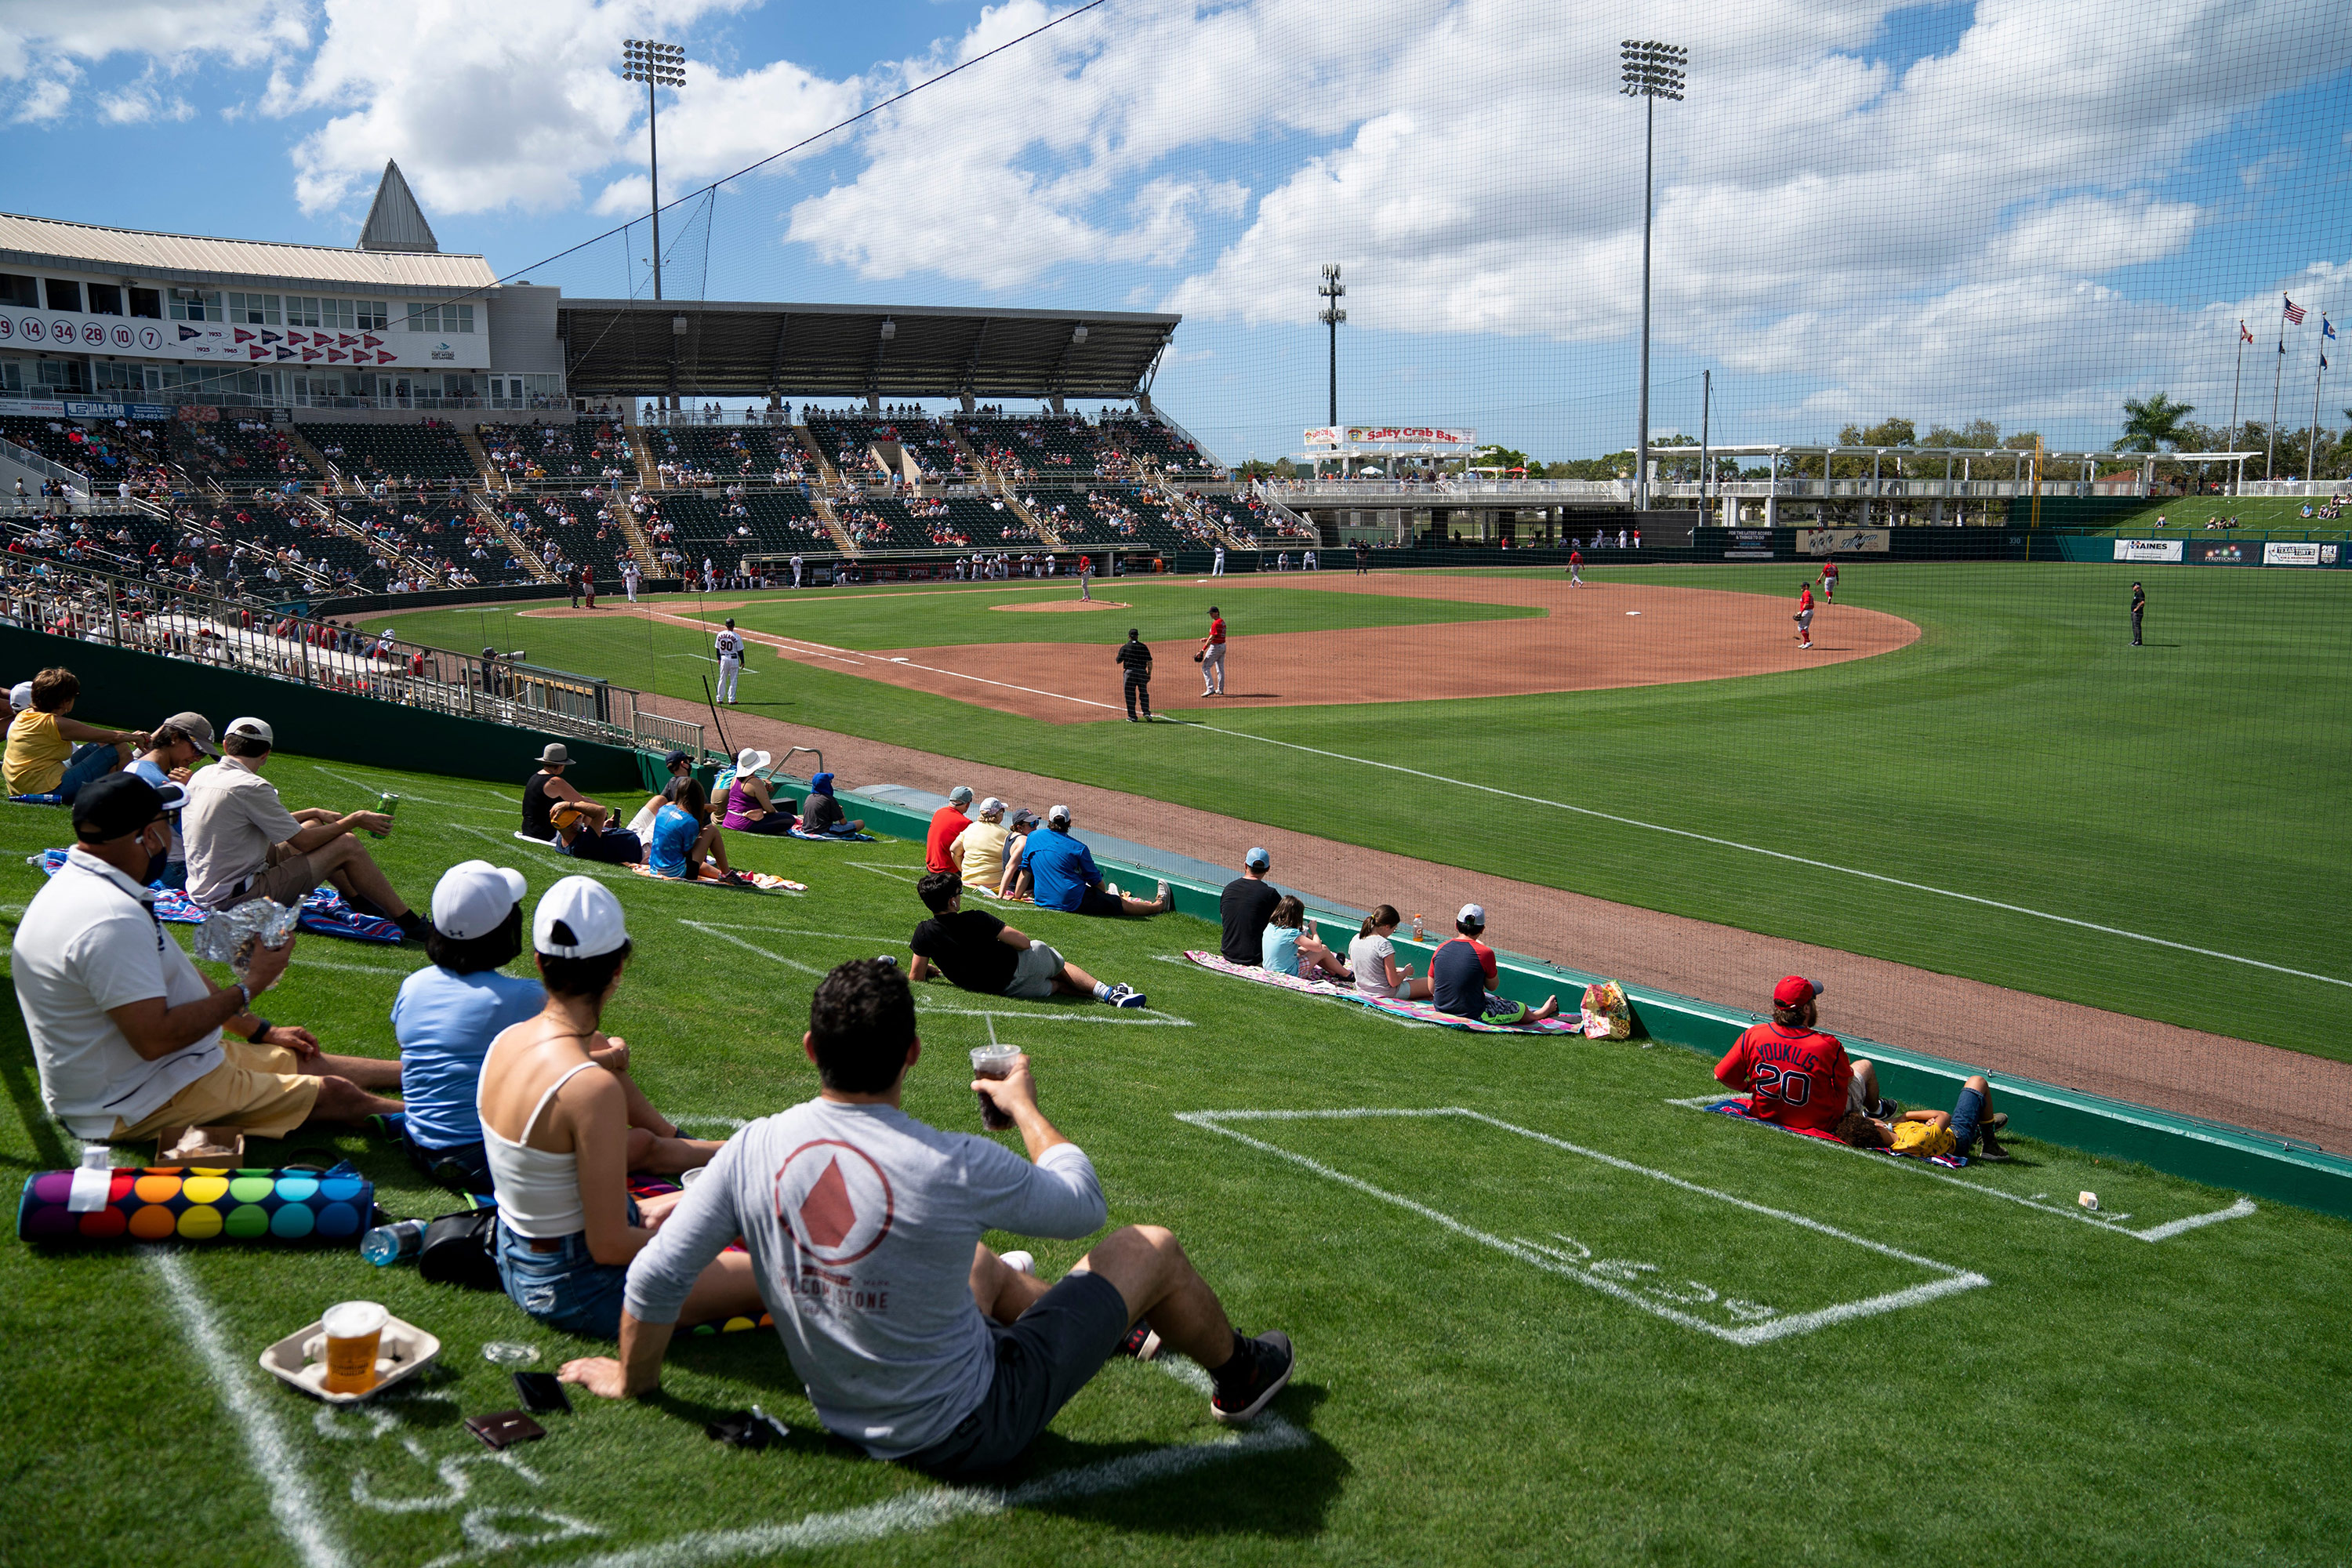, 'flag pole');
2267,298,2287,483
2310,329,2328,485
2227,321,2247,495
